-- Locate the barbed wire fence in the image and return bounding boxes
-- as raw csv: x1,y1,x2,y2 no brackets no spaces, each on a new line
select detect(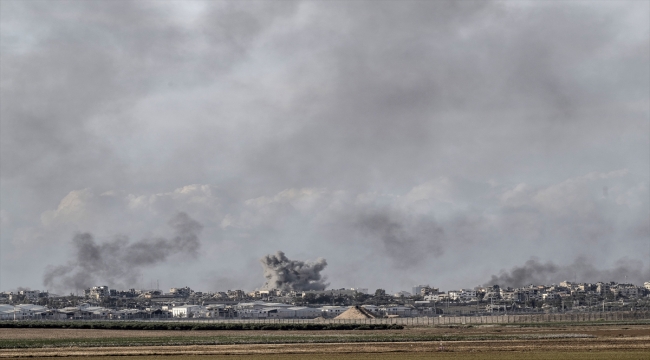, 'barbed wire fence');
2,310,649,325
